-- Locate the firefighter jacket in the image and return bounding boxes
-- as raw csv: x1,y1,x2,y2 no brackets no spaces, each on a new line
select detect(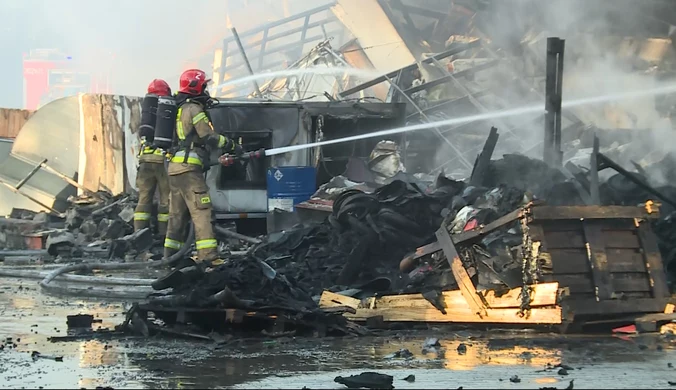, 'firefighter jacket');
168,100,231,175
